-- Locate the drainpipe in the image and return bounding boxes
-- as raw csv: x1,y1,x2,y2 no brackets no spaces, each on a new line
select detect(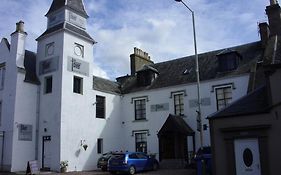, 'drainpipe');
35,86,41,160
